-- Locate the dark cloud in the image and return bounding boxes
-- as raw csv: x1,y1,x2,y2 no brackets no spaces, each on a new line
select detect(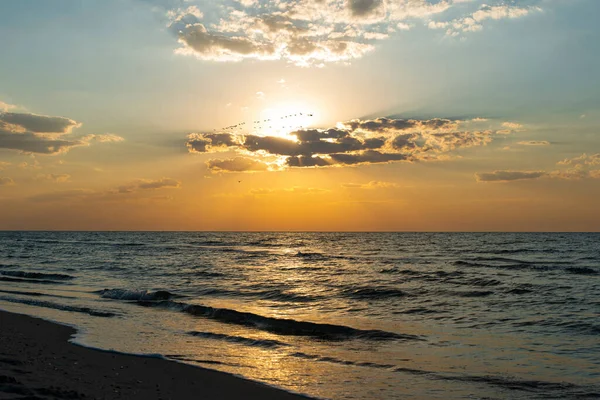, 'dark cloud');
345,117,456,133
476,170,547,182
0,112,80,133
207,157,270,172
176,24,274,59
186,133,237,153
286,155,331,167
391,133,417,150
0,112,120,155
330,150,408,165
0,123,85,154
348,0,383,17
186,117,506,169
